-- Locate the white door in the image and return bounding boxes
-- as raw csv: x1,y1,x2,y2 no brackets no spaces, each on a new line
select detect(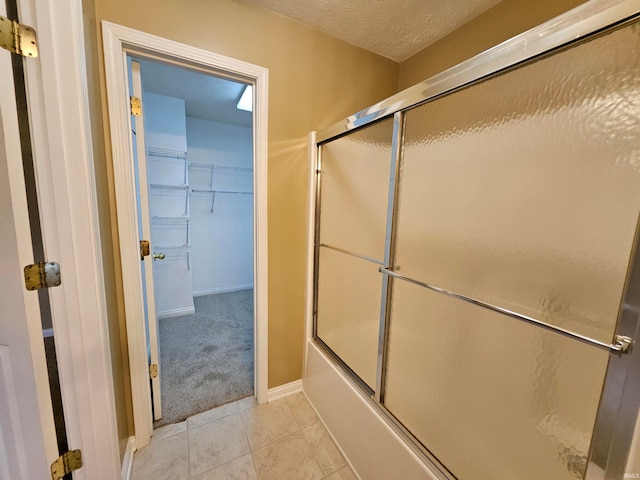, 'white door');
0,9,59,479
130,60,163,420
